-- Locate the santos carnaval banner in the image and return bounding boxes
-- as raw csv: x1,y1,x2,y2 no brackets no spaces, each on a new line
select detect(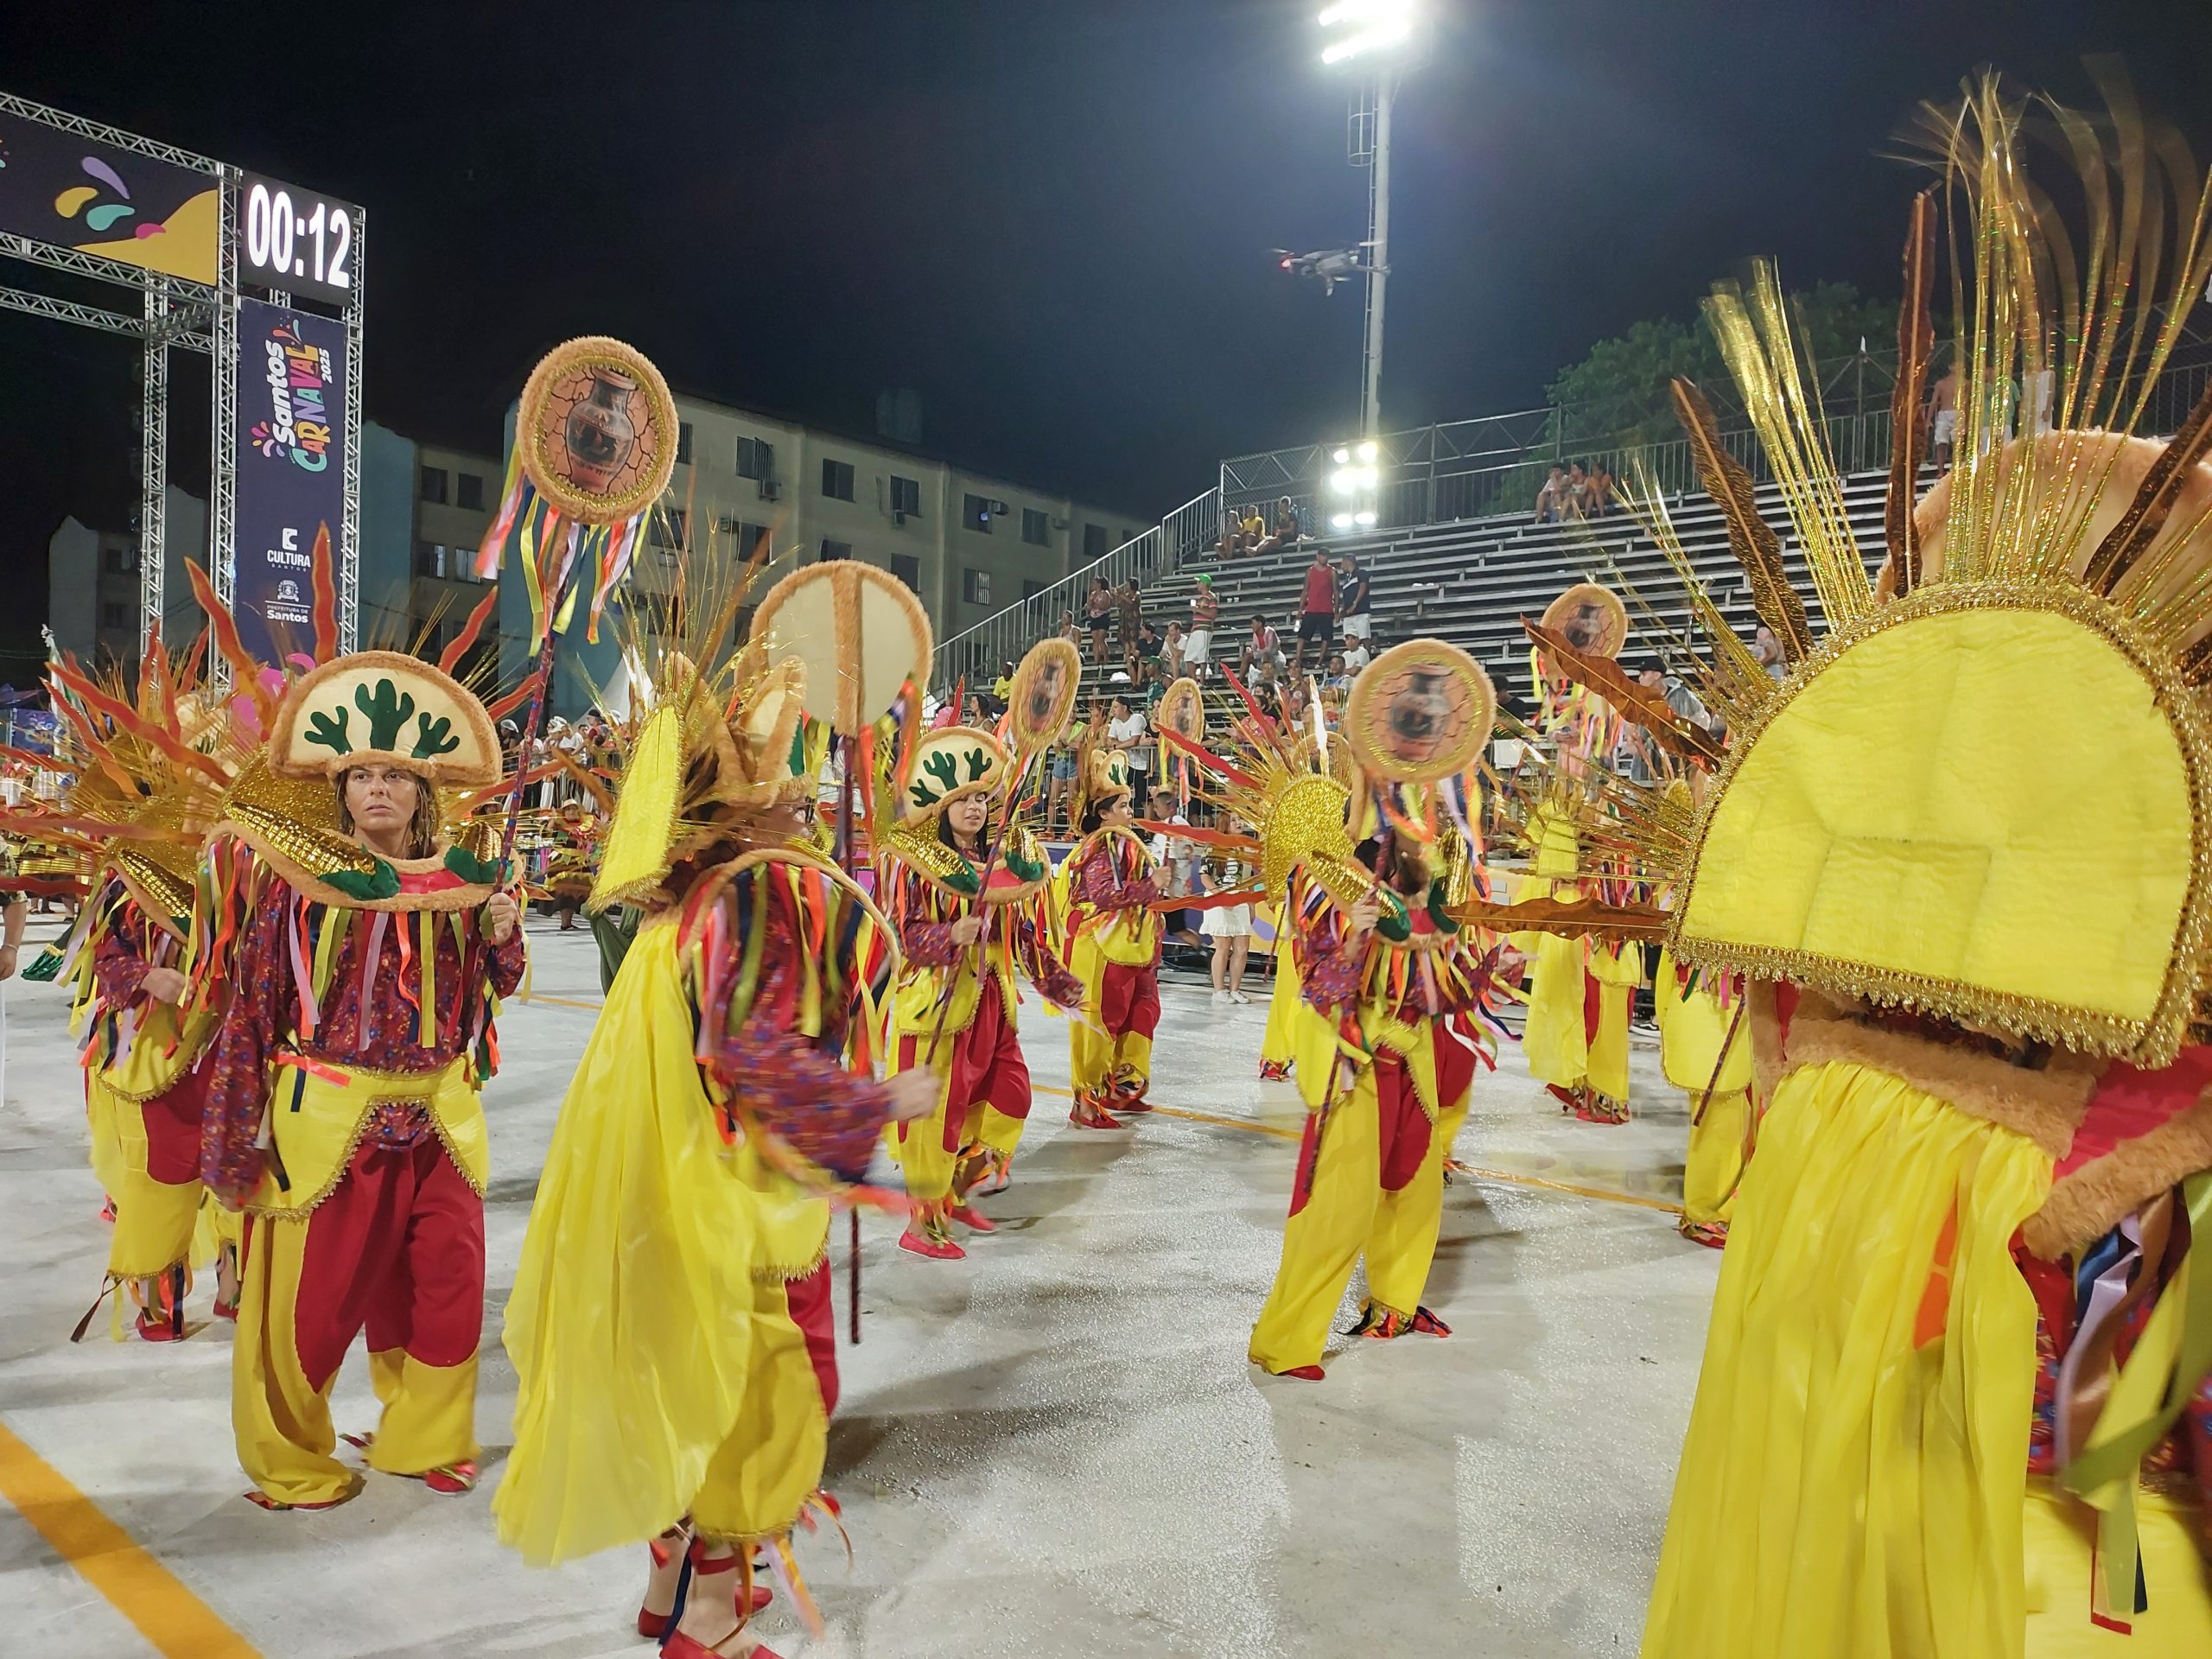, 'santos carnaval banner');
232,299,349,664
